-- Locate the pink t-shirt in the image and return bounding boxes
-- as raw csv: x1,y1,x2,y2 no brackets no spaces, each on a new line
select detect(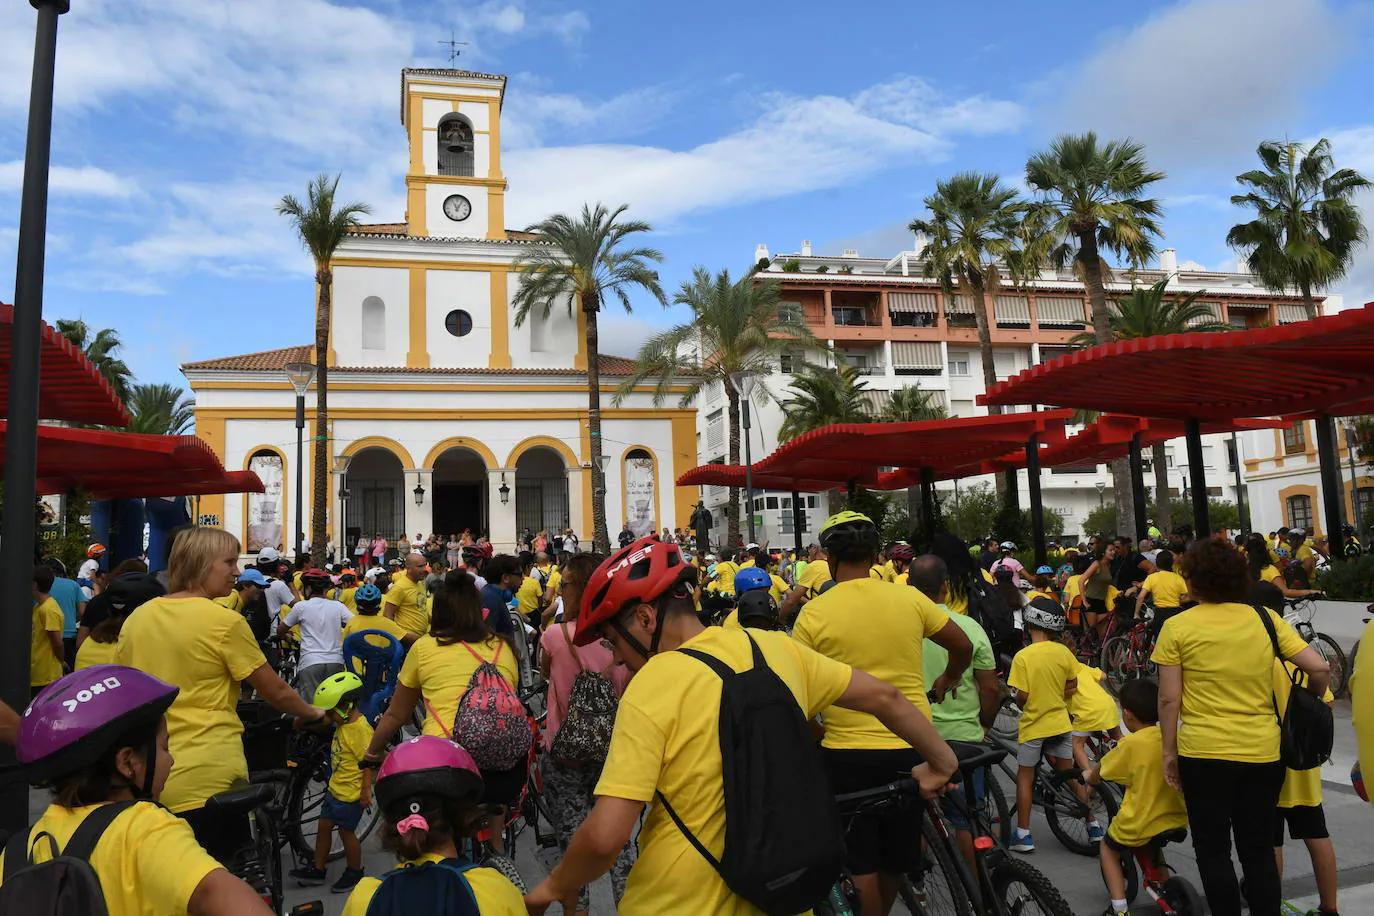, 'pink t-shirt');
541,619,630,751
